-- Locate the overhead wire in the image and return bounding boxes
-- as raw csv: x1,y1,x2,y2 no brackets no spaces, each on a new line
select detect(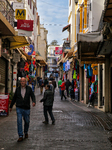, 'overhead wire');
37,0,68,10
